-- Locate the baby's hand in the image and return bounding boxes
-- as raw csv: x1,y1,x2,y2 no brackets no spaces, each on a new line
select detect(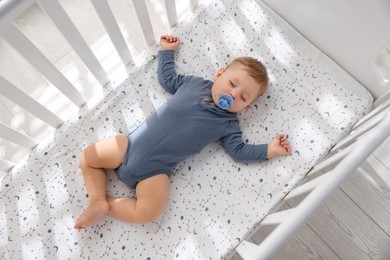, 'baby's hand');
267,134,291,159
160,35,180,51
